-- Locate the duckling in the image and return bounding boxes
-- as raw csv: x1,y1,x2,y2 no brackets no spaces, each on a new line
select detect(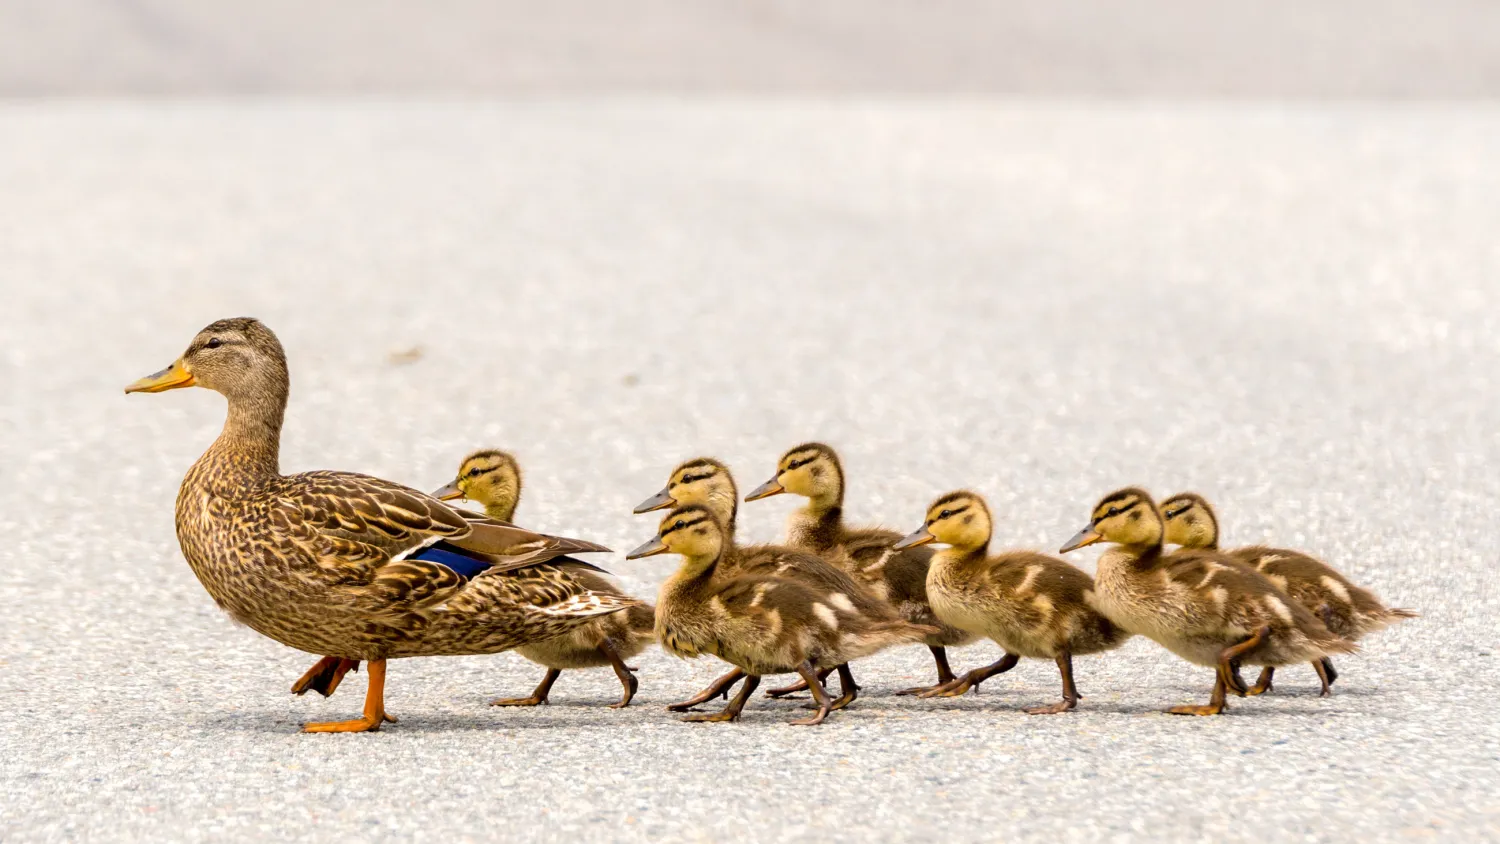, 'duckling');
430,449,656,708
634,457,888,711
891,491,1127,714
1061,488,1357,715
626,505,935,725
745,443,977,695
1161,492,1416,696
